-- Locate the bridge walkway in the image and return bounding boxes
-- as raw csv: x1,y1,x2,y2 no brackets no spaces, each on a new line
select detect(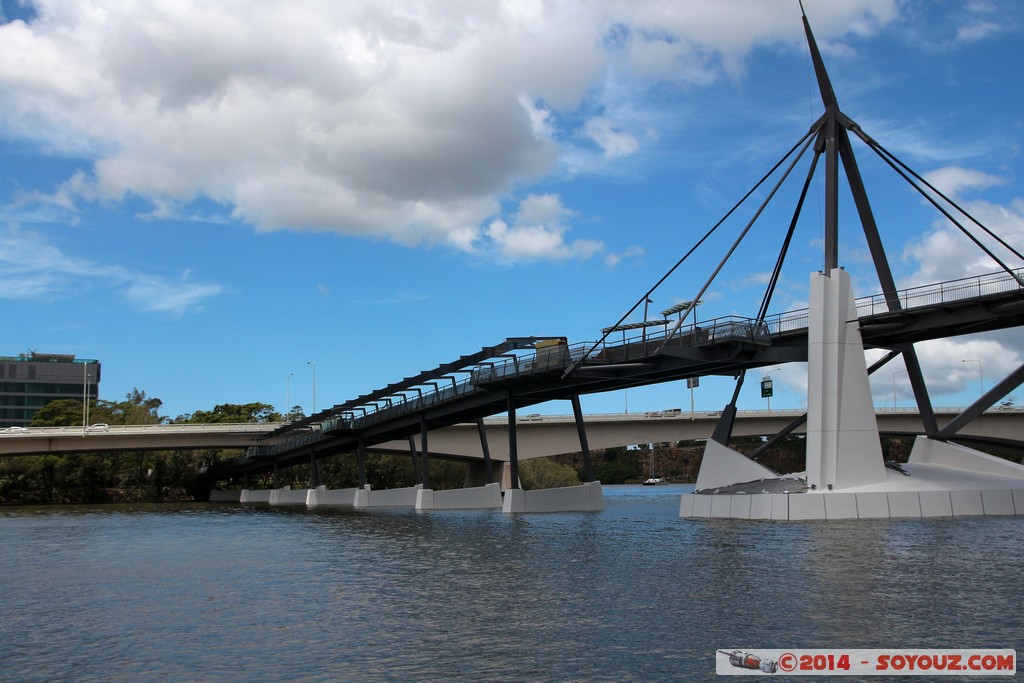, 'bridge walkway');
207,268,1024,480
